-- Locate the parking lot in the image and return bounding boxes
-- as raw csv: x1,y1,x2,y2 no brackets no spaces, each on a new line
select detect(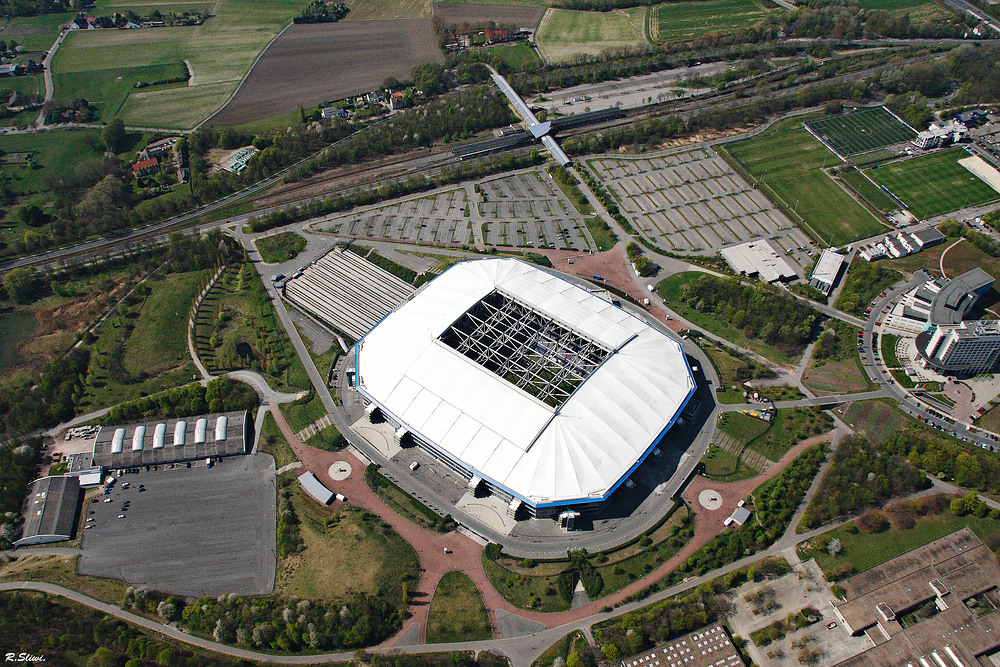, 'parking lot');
325,188,476,245
589,148,813,259
477,171,591,251
319,170,593,251
78,454,276,597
